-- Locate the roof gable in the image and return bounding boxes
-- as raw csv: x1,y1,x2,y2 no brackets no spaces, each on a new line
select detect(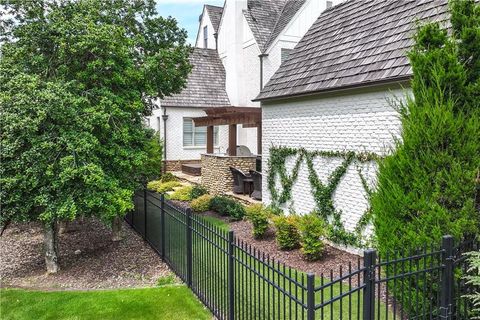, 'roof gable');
160,48,230,108
256,0,449,101
244,0,306,52
205,5,224,33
